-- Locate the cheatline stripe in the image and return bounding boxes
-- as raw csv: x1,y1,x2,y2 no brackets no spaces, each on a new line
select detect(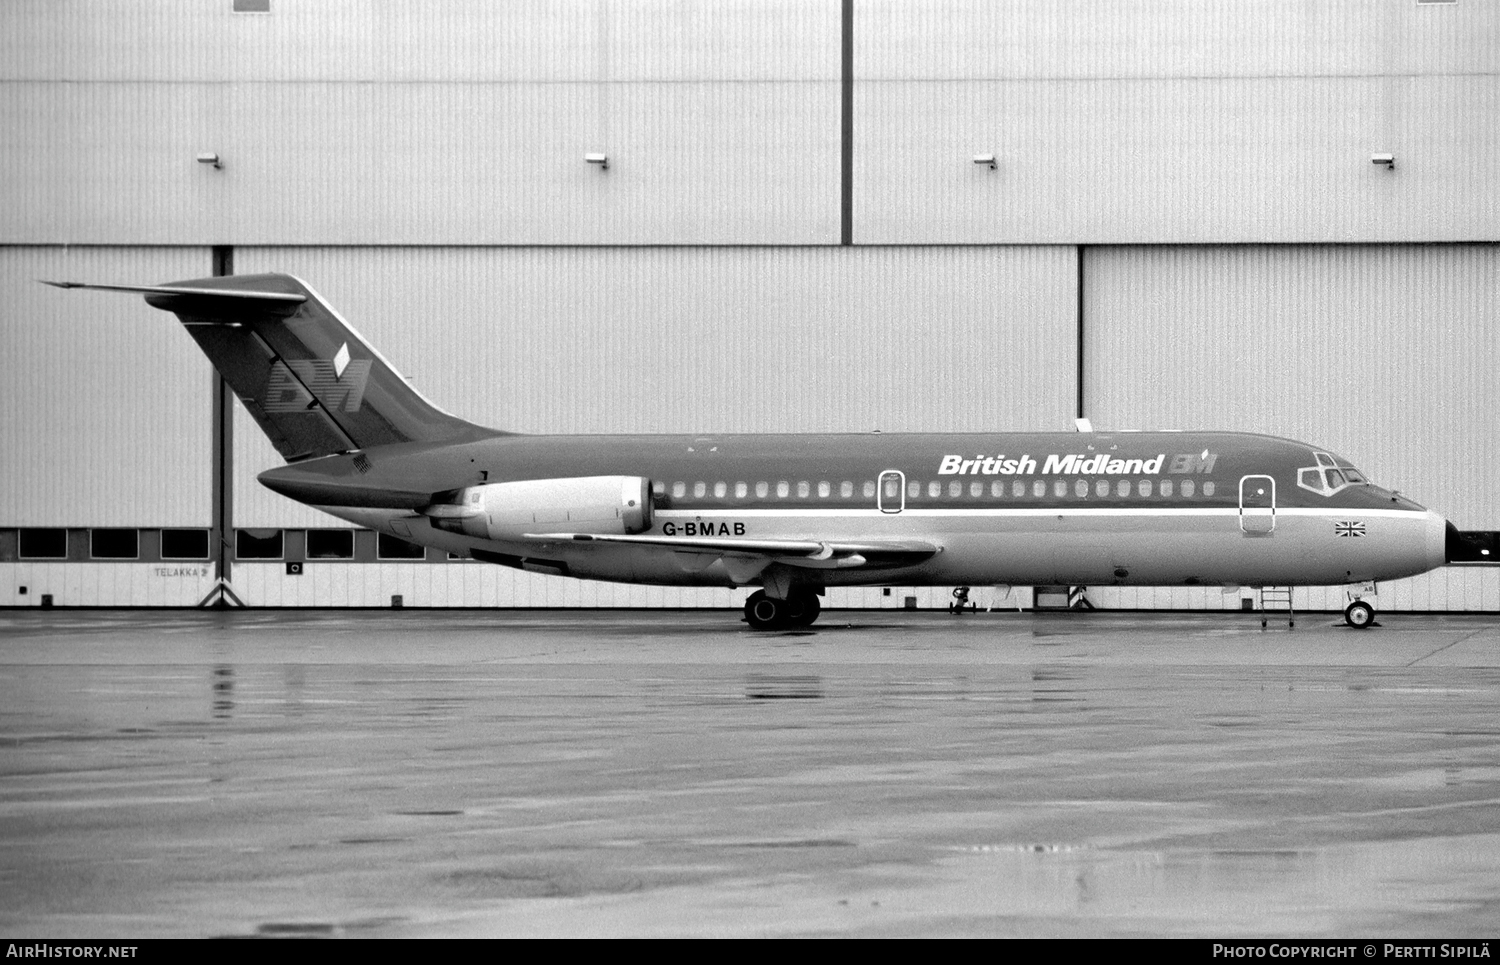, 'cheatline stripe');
654,507,1432,520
